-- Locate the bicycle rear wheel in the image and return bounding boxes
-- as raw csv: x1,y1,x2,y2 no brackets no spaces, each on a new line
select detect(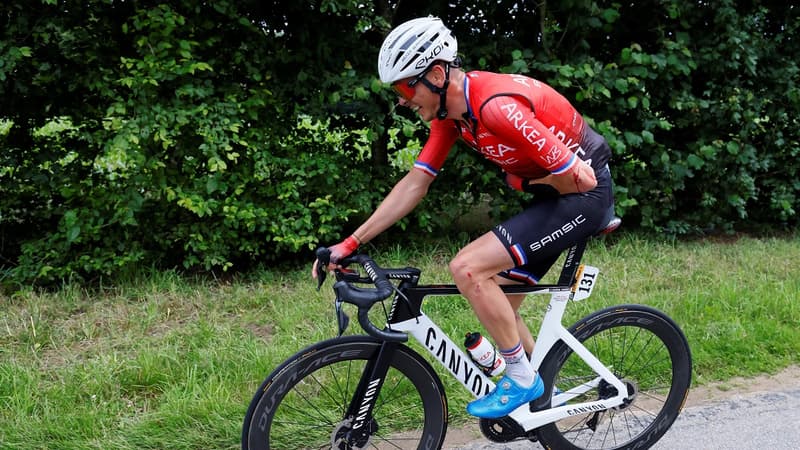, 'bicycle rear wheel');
535,304,692,450
242,336,448,450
